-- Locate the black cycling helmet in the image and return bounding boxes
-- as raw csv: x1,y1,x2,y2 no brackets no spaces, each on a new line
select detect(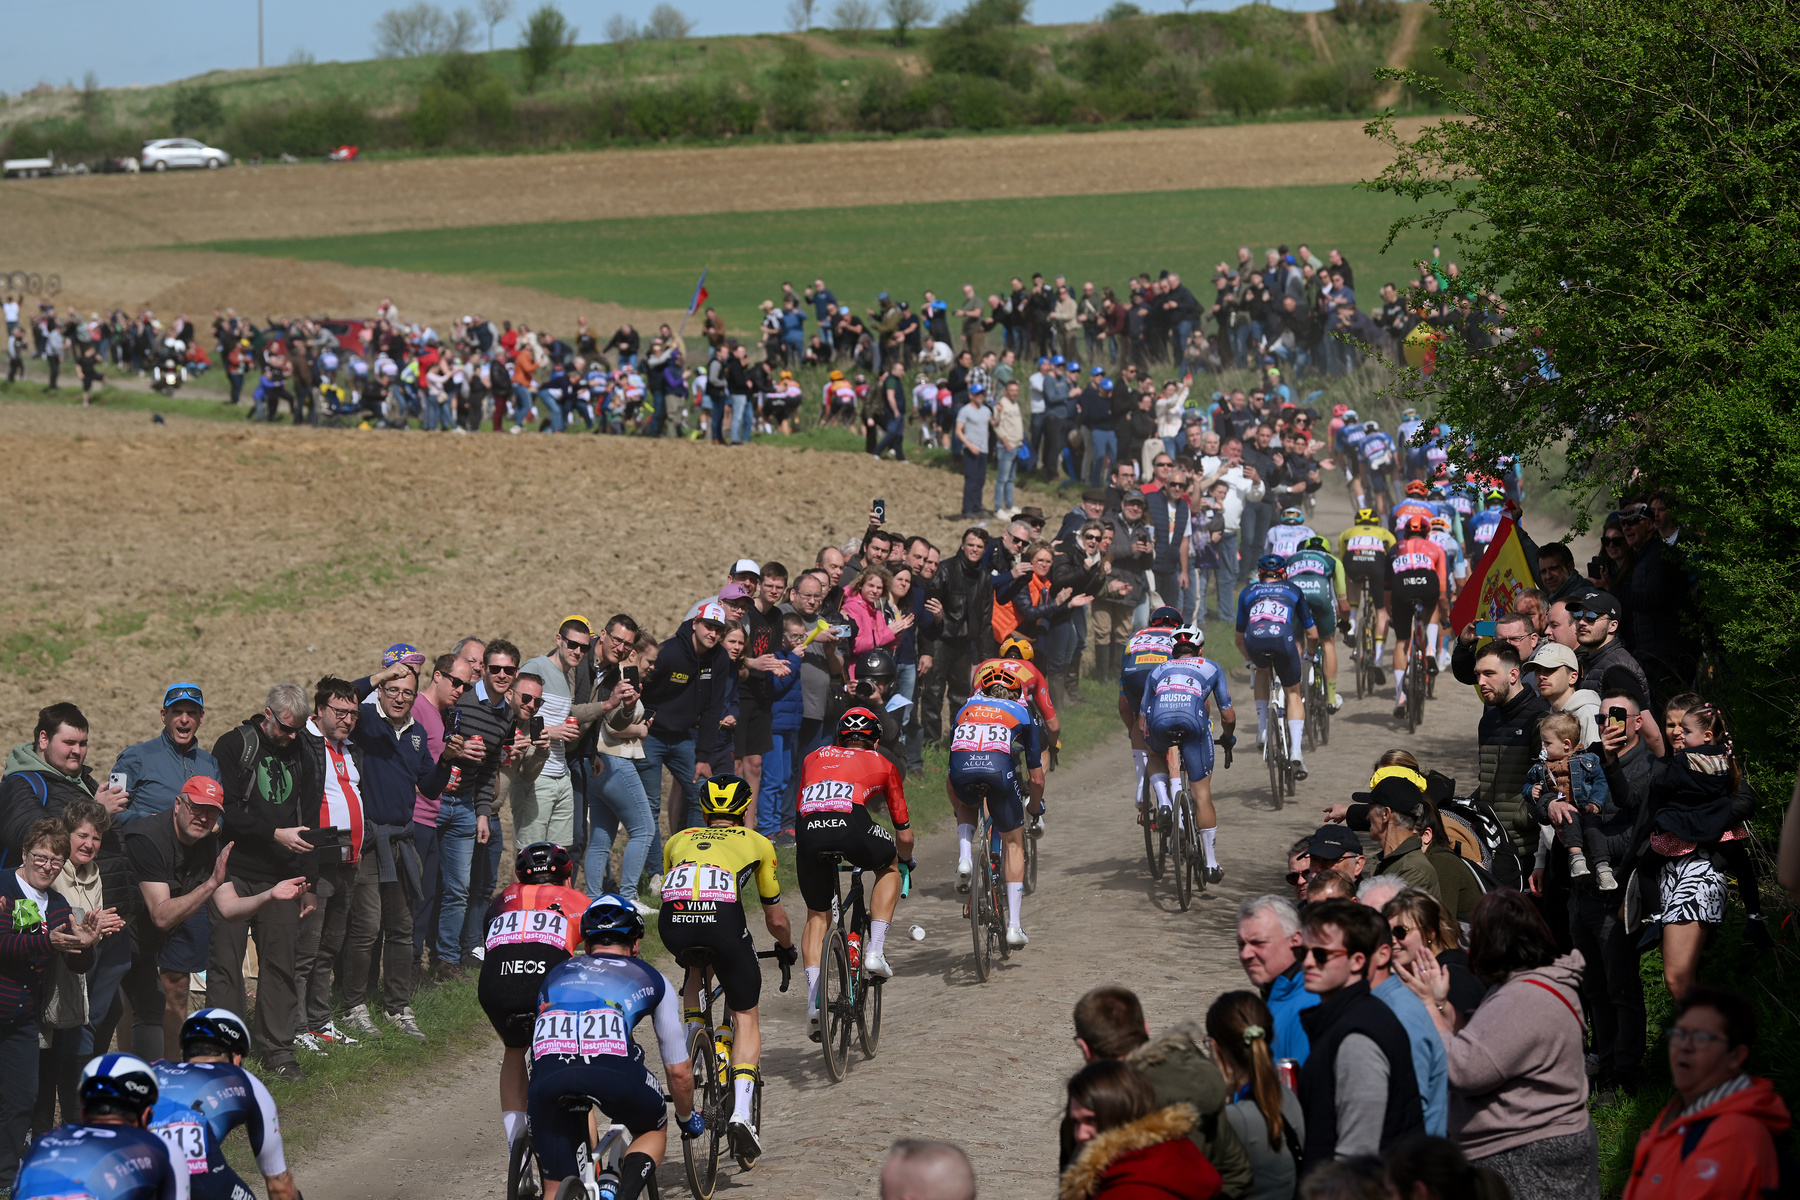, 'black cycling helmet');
180,1008,251,1060
837,706,880,747
80,1053,159,1116
1256,554,1287,576
855,648,898,683
515,841,574,885
700,773,754,821
1148,606,1183,629
580,893,646,946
